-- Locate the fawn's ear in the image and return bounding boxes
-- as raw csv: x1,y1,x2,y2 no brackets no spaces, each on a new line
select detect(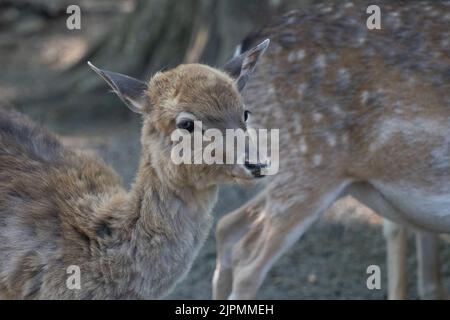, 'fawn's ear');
88,62,148,114
223,39,270,91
